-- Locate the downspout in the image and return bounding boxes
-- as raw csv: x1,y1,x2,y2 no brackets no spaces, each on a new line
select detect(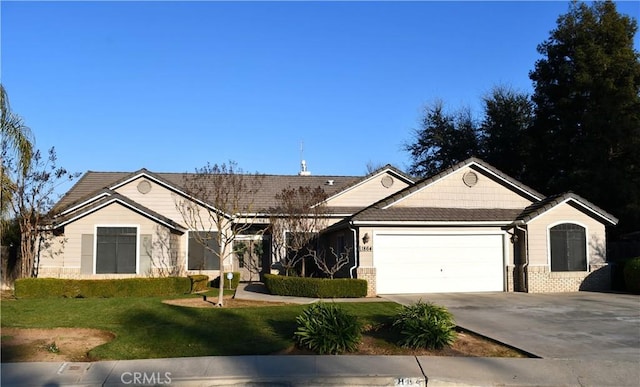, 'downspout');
348,222,359,279
514,221,528,293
